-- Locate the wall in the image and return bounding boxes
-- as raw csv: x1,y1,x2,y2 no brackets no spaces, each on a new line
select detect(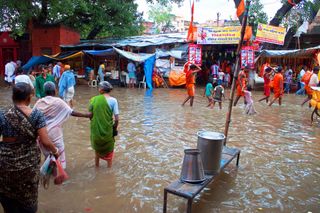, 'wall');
31,27,61,56
0,32,19,76
60,26,80,45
